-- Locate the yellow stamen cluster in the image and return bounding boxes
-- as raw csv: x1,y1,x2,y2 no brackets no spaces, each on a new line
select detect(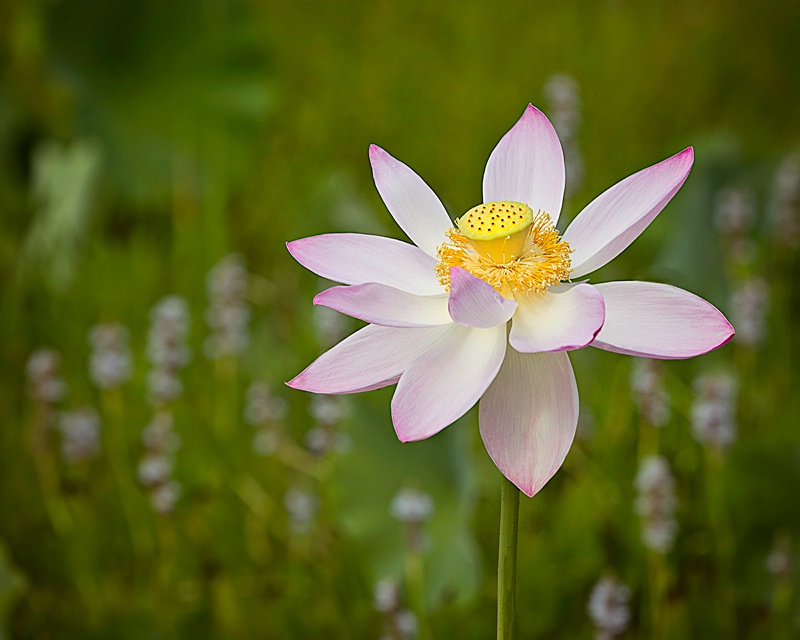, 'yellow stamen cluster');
435,205,572,298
